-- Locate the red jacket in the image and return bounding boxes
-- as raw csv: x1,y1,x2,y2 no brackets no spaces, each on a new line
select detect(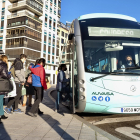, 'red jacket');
30,64,47,90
